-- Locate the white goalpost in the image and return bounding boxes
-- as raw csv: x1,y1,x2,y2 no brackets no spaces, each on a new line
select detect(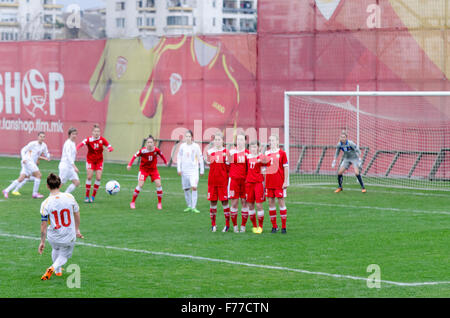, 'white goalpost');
284,90,450,190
